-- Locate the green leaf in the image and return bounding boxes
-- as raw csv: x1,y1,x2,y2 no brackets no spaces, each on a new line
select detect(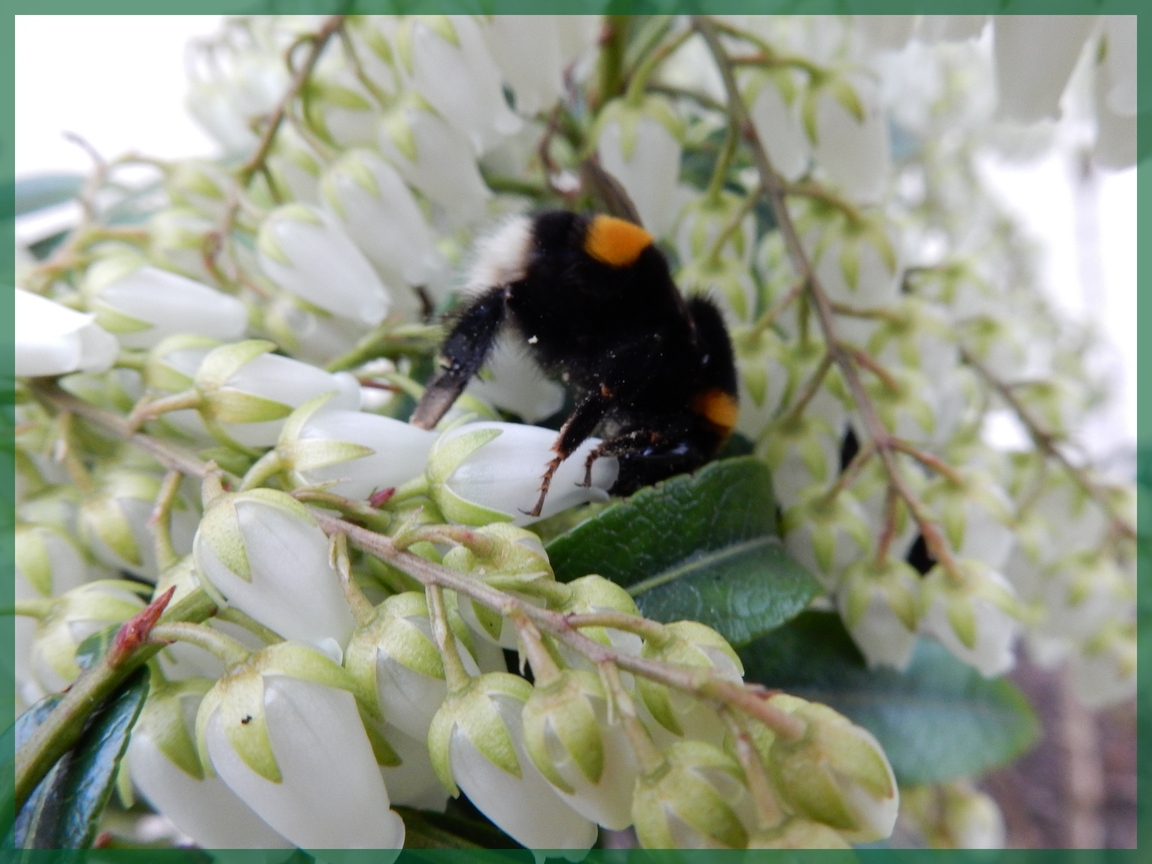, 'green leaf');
0,694,65,843
395,803,522,851
10,174,84,217
738,612,1040,785
547,457,821,646
9,668,150,849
